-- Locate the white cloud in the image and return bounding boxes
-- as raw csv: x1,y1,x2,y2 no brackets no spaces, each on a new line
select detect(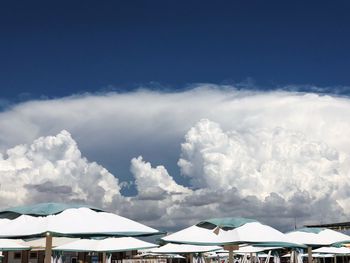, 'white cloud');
131,156,191,200
0,130,121,208
178,119,344,201
1,86,350,231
